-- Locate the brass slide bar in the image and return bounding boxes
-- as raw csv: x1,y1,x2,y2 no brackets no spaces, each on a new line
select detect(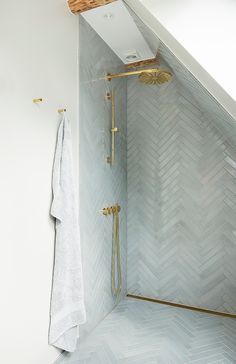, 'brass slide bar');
106,90,118,165
127,294,236,319
106,69,161,81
